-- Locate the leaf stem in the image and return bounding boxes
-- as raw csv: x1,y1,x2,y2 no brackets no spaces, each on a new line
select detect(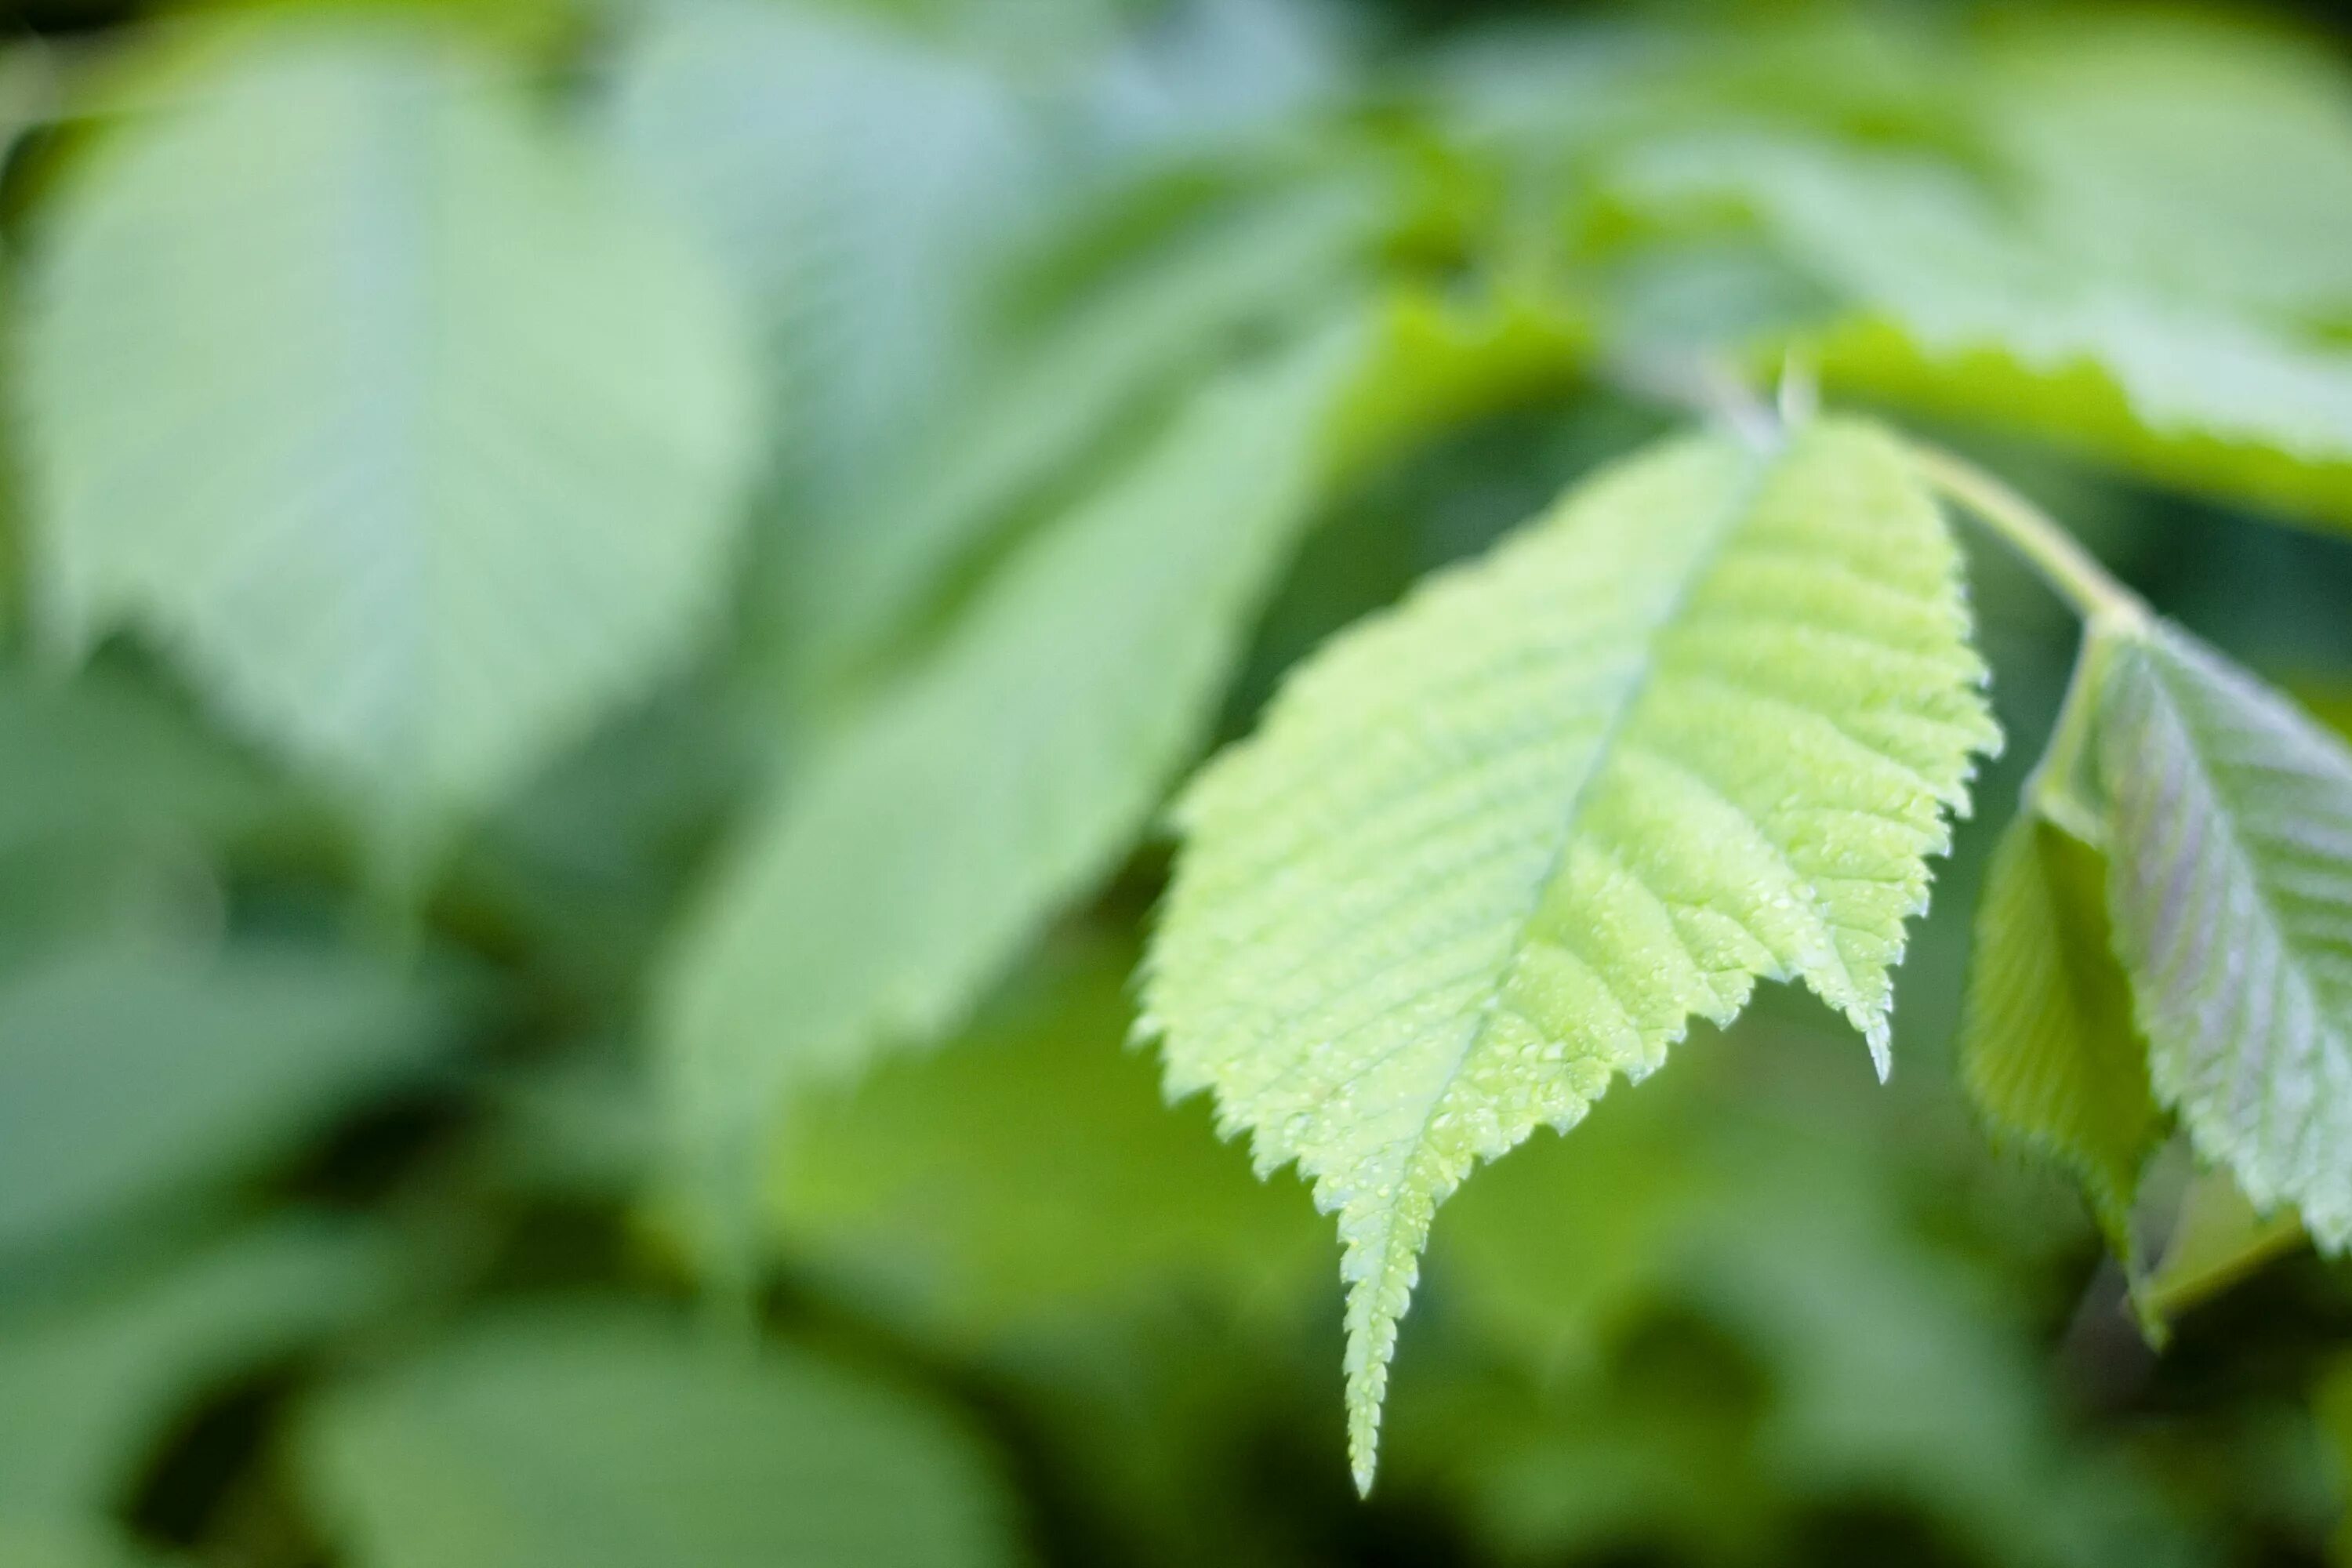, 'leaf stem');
1904,441,2149,632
